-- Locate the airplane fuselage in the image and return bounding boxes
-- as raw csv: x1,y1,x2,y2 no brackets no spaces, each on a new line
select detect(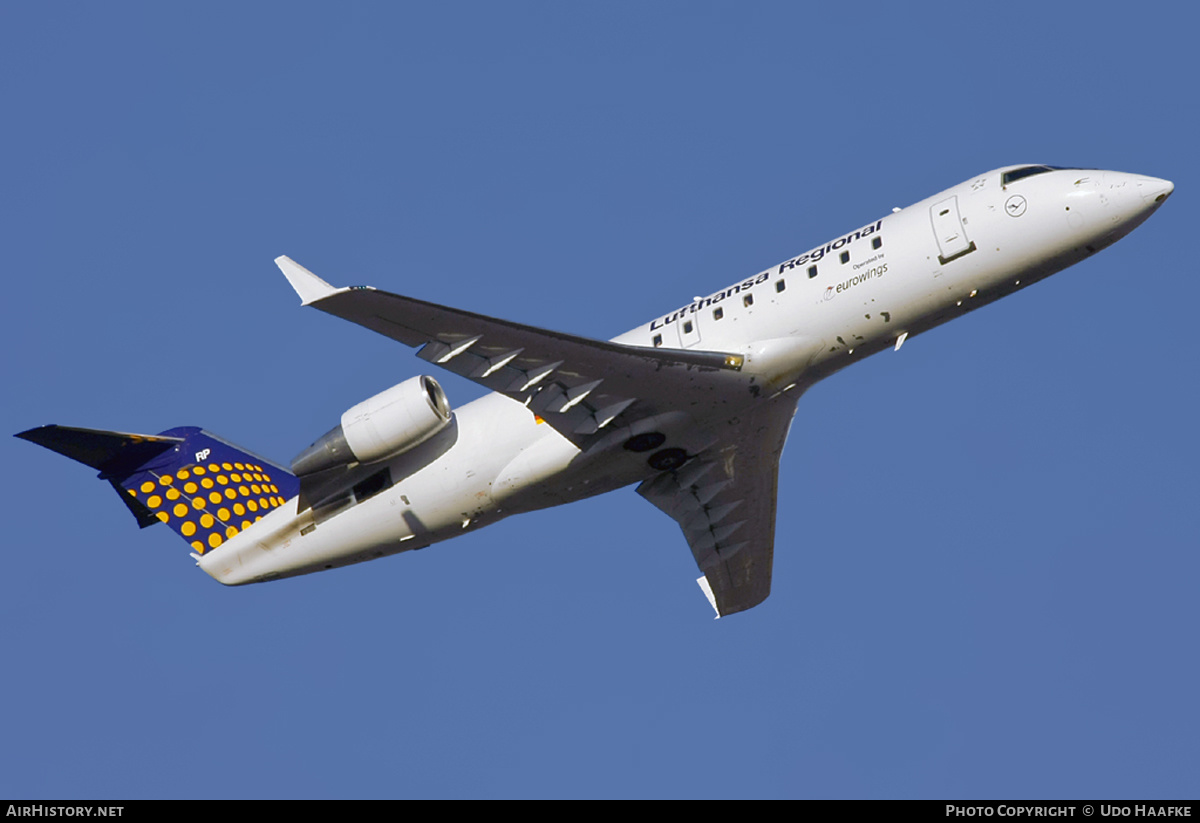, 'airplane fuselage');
196,166,1173,587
